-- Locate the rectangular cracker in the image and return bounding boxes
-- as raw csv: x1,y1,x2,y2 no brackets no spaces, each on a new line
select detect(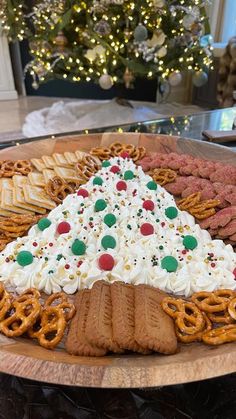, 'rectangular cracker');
28,172,45,187
1,188,34,214
75,150,86,161
12,175,29,189
53,153,72,167
64,151,78,165
134,285,177,355
54,166,78,182
41,155,57,168
13,187,46,214
42,169,56,183
23,184,56,210
65,290,107,357
0,178,13,191
86,280,123,353
111,282,149,353
31,158,46,172
0,208,16,217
